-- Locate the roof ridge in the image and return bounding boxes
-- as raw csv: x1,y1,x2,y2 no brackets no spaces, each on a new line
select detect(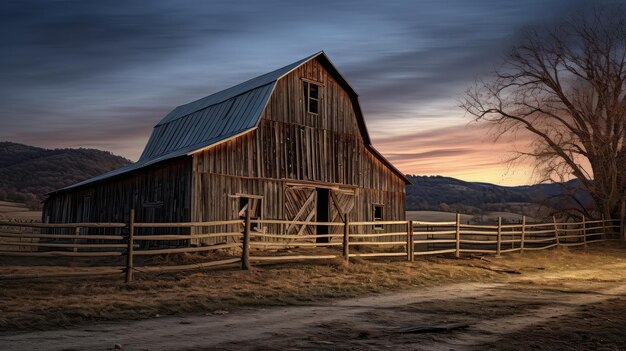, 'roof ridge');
156,51,322,126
